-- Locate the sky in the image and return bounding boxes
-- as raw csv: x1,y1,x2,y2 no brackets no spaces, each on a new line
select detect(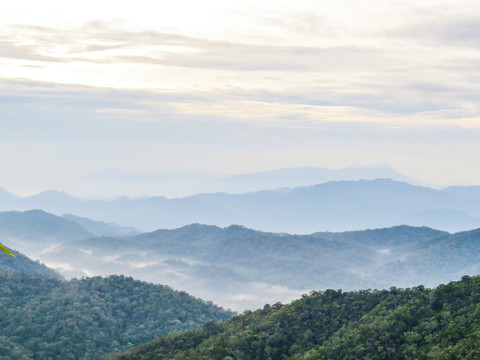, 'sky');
1,0,480,197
